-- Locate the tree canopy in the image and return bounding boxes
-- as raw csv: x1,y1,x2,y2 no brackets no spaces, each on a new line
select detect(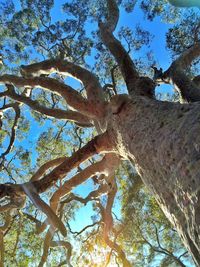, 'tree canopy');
0,0,199,266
